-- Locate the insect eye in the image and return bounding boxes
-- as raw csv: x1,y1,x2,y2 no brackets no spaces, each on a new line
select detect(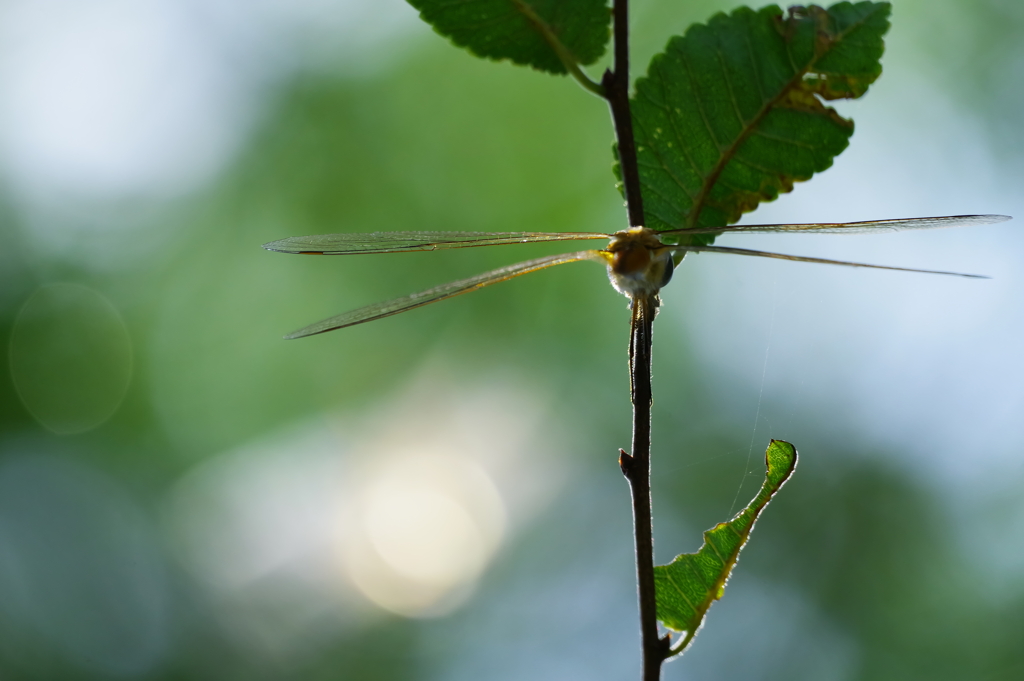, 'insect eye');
660,256,674,287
